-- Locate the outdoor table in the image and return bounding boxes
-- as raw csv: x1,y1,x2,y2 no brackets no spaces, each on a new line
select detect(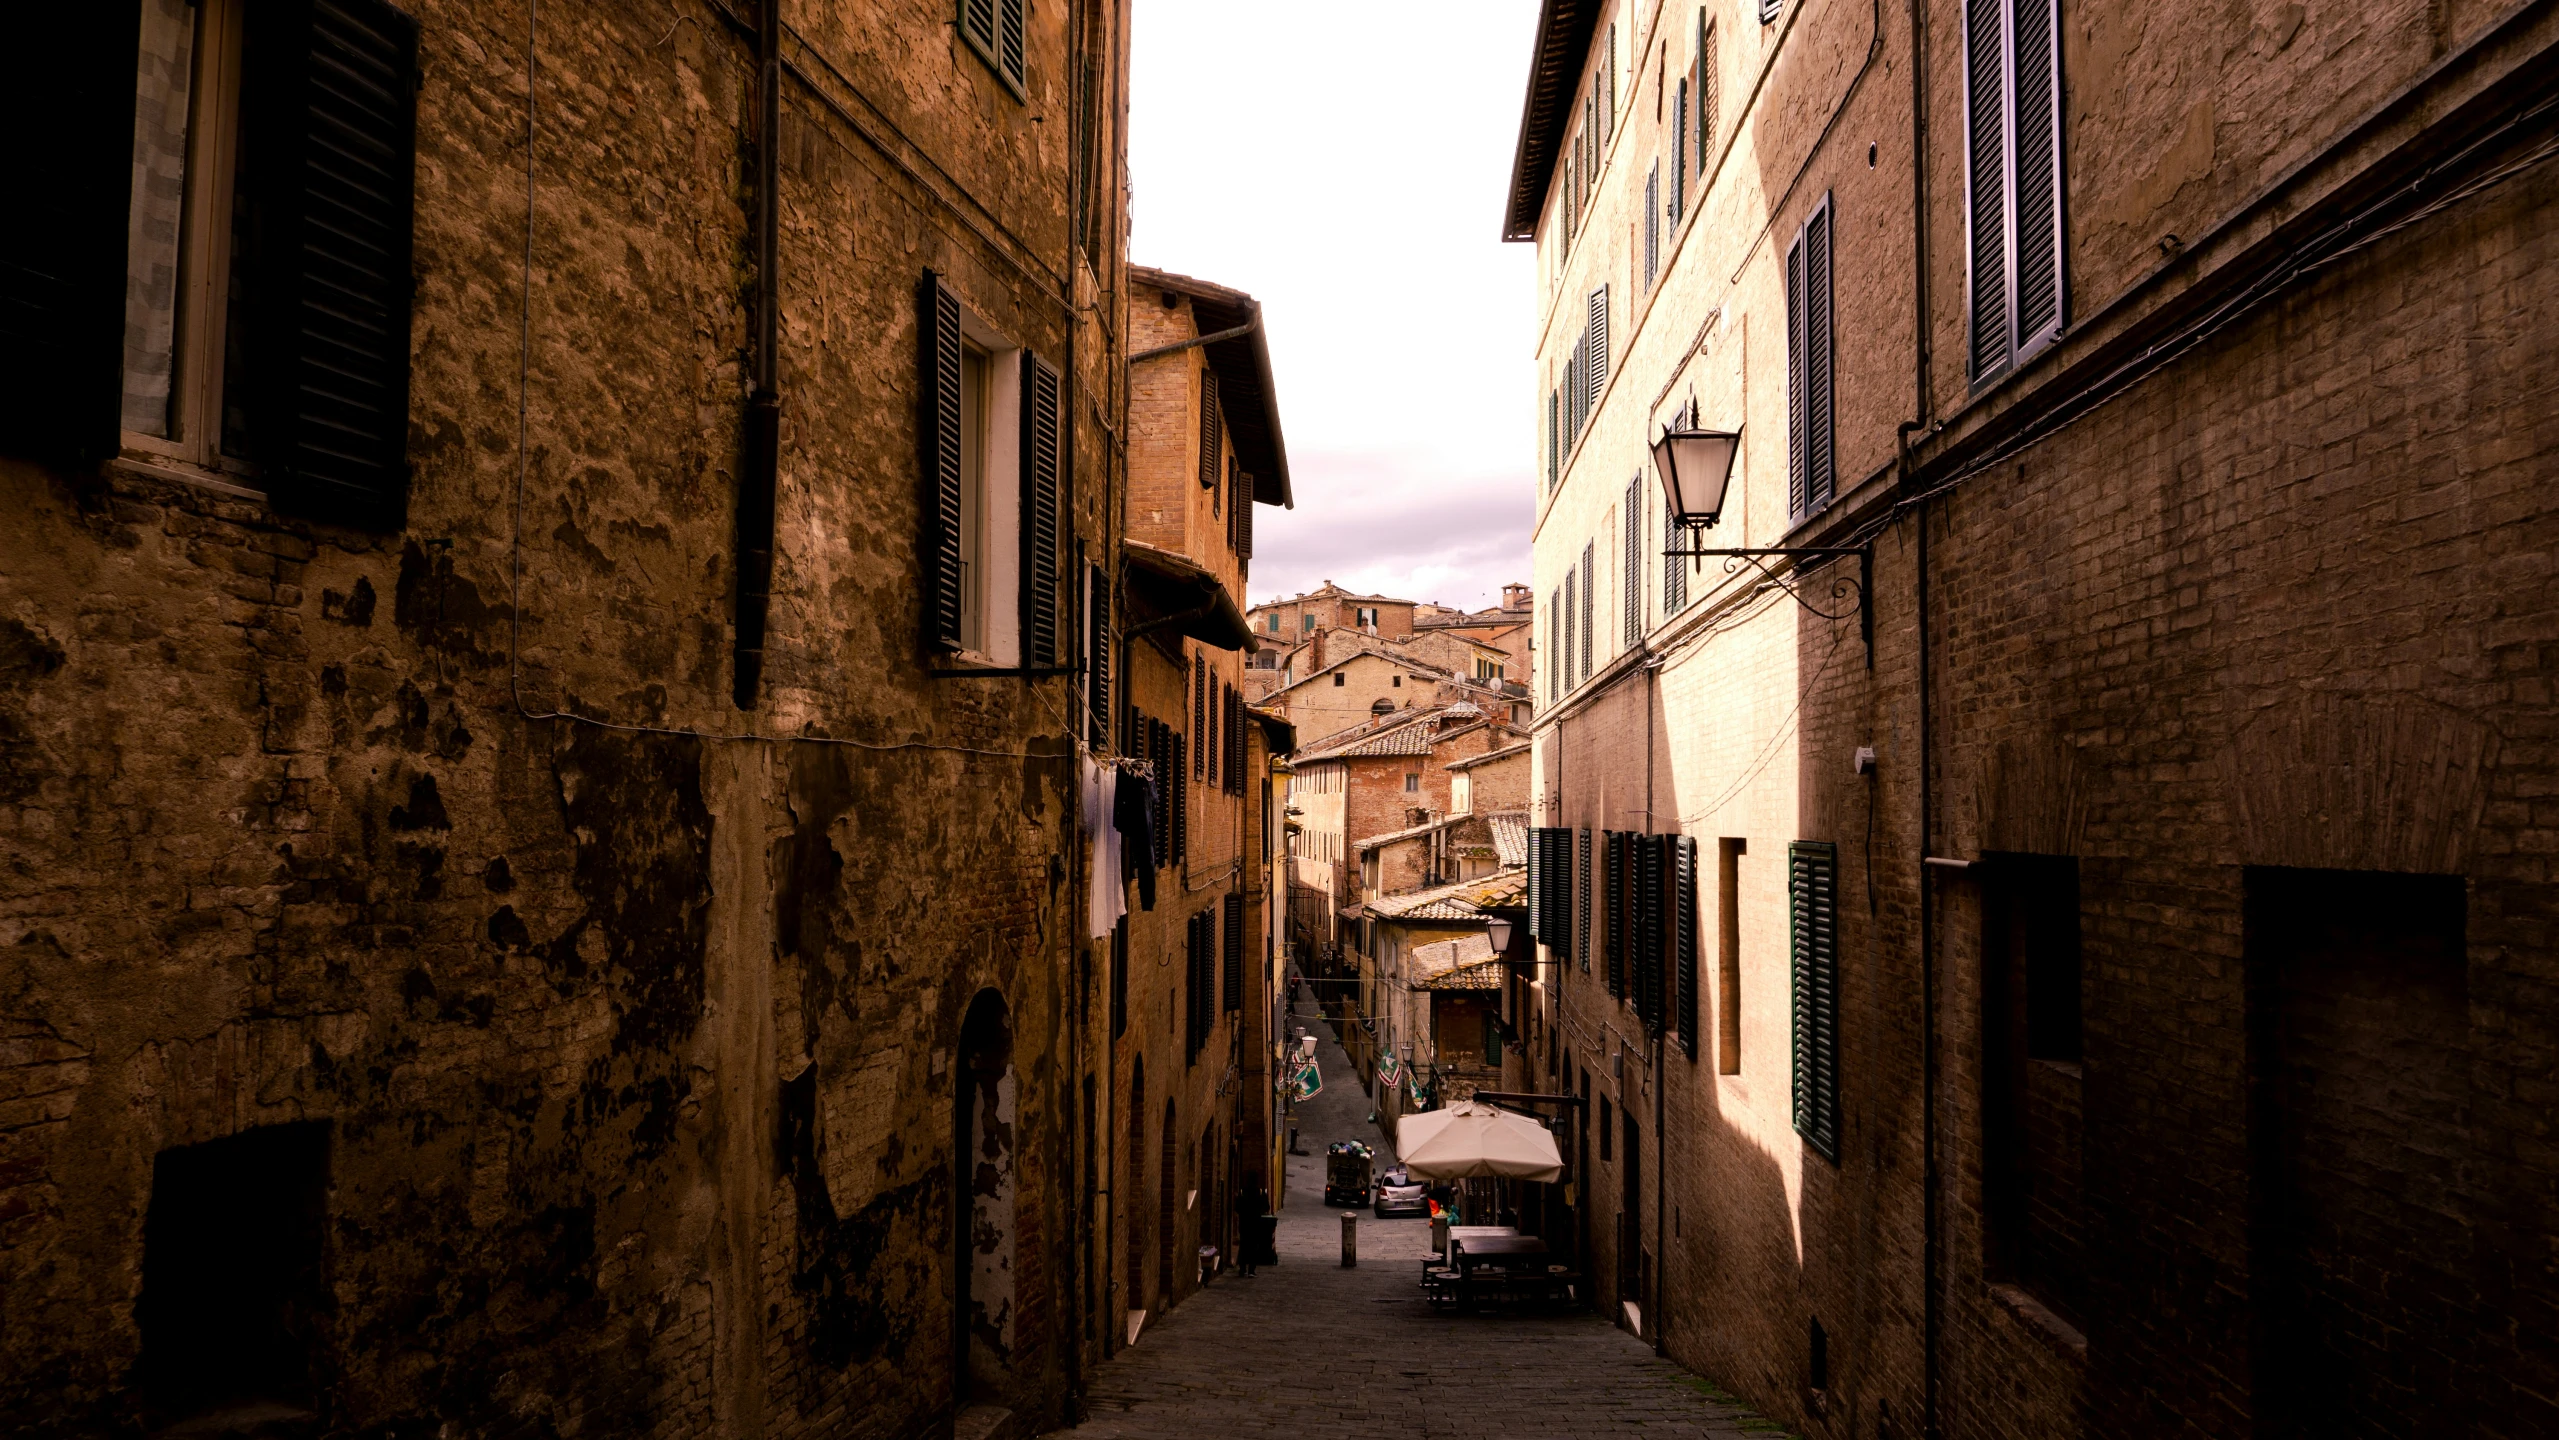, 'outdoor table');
1448,1233,1548,1273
